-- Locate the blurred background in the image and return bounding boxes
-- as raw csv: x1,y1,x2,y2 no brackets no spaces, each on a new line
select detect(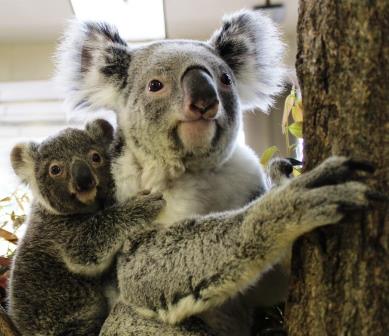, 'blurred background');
0,0,299,256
